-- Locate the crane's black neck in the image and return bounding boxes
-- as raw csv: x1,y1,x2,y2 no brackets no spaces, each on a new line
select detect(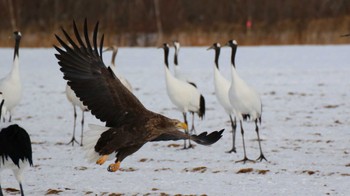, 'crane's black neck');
0,98,4,120
230,45,237,68
111,49,117,65
163,46,169,68
174,50,178,66
214,46,221,69
14,33,21,60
